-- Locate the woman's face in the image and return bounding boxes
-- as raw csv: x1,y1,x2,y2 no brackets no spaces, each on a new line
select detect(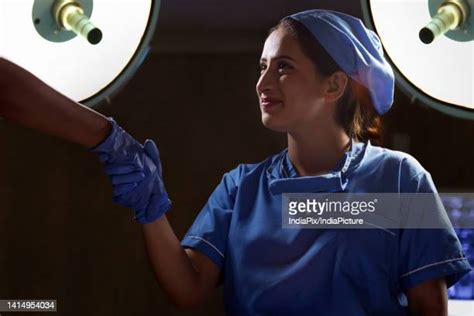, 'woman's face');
256,27,332,133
